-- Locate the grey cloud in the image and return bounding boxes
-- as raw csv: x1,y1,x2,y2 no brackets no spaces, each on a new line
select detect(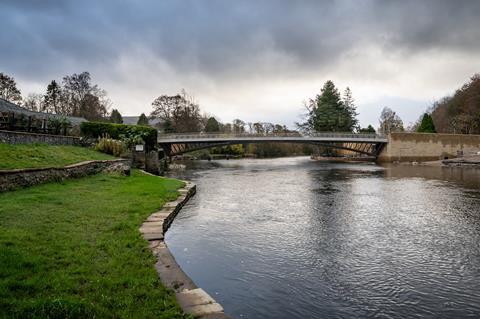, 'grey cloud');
1,0,479,127
2,0,480,79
